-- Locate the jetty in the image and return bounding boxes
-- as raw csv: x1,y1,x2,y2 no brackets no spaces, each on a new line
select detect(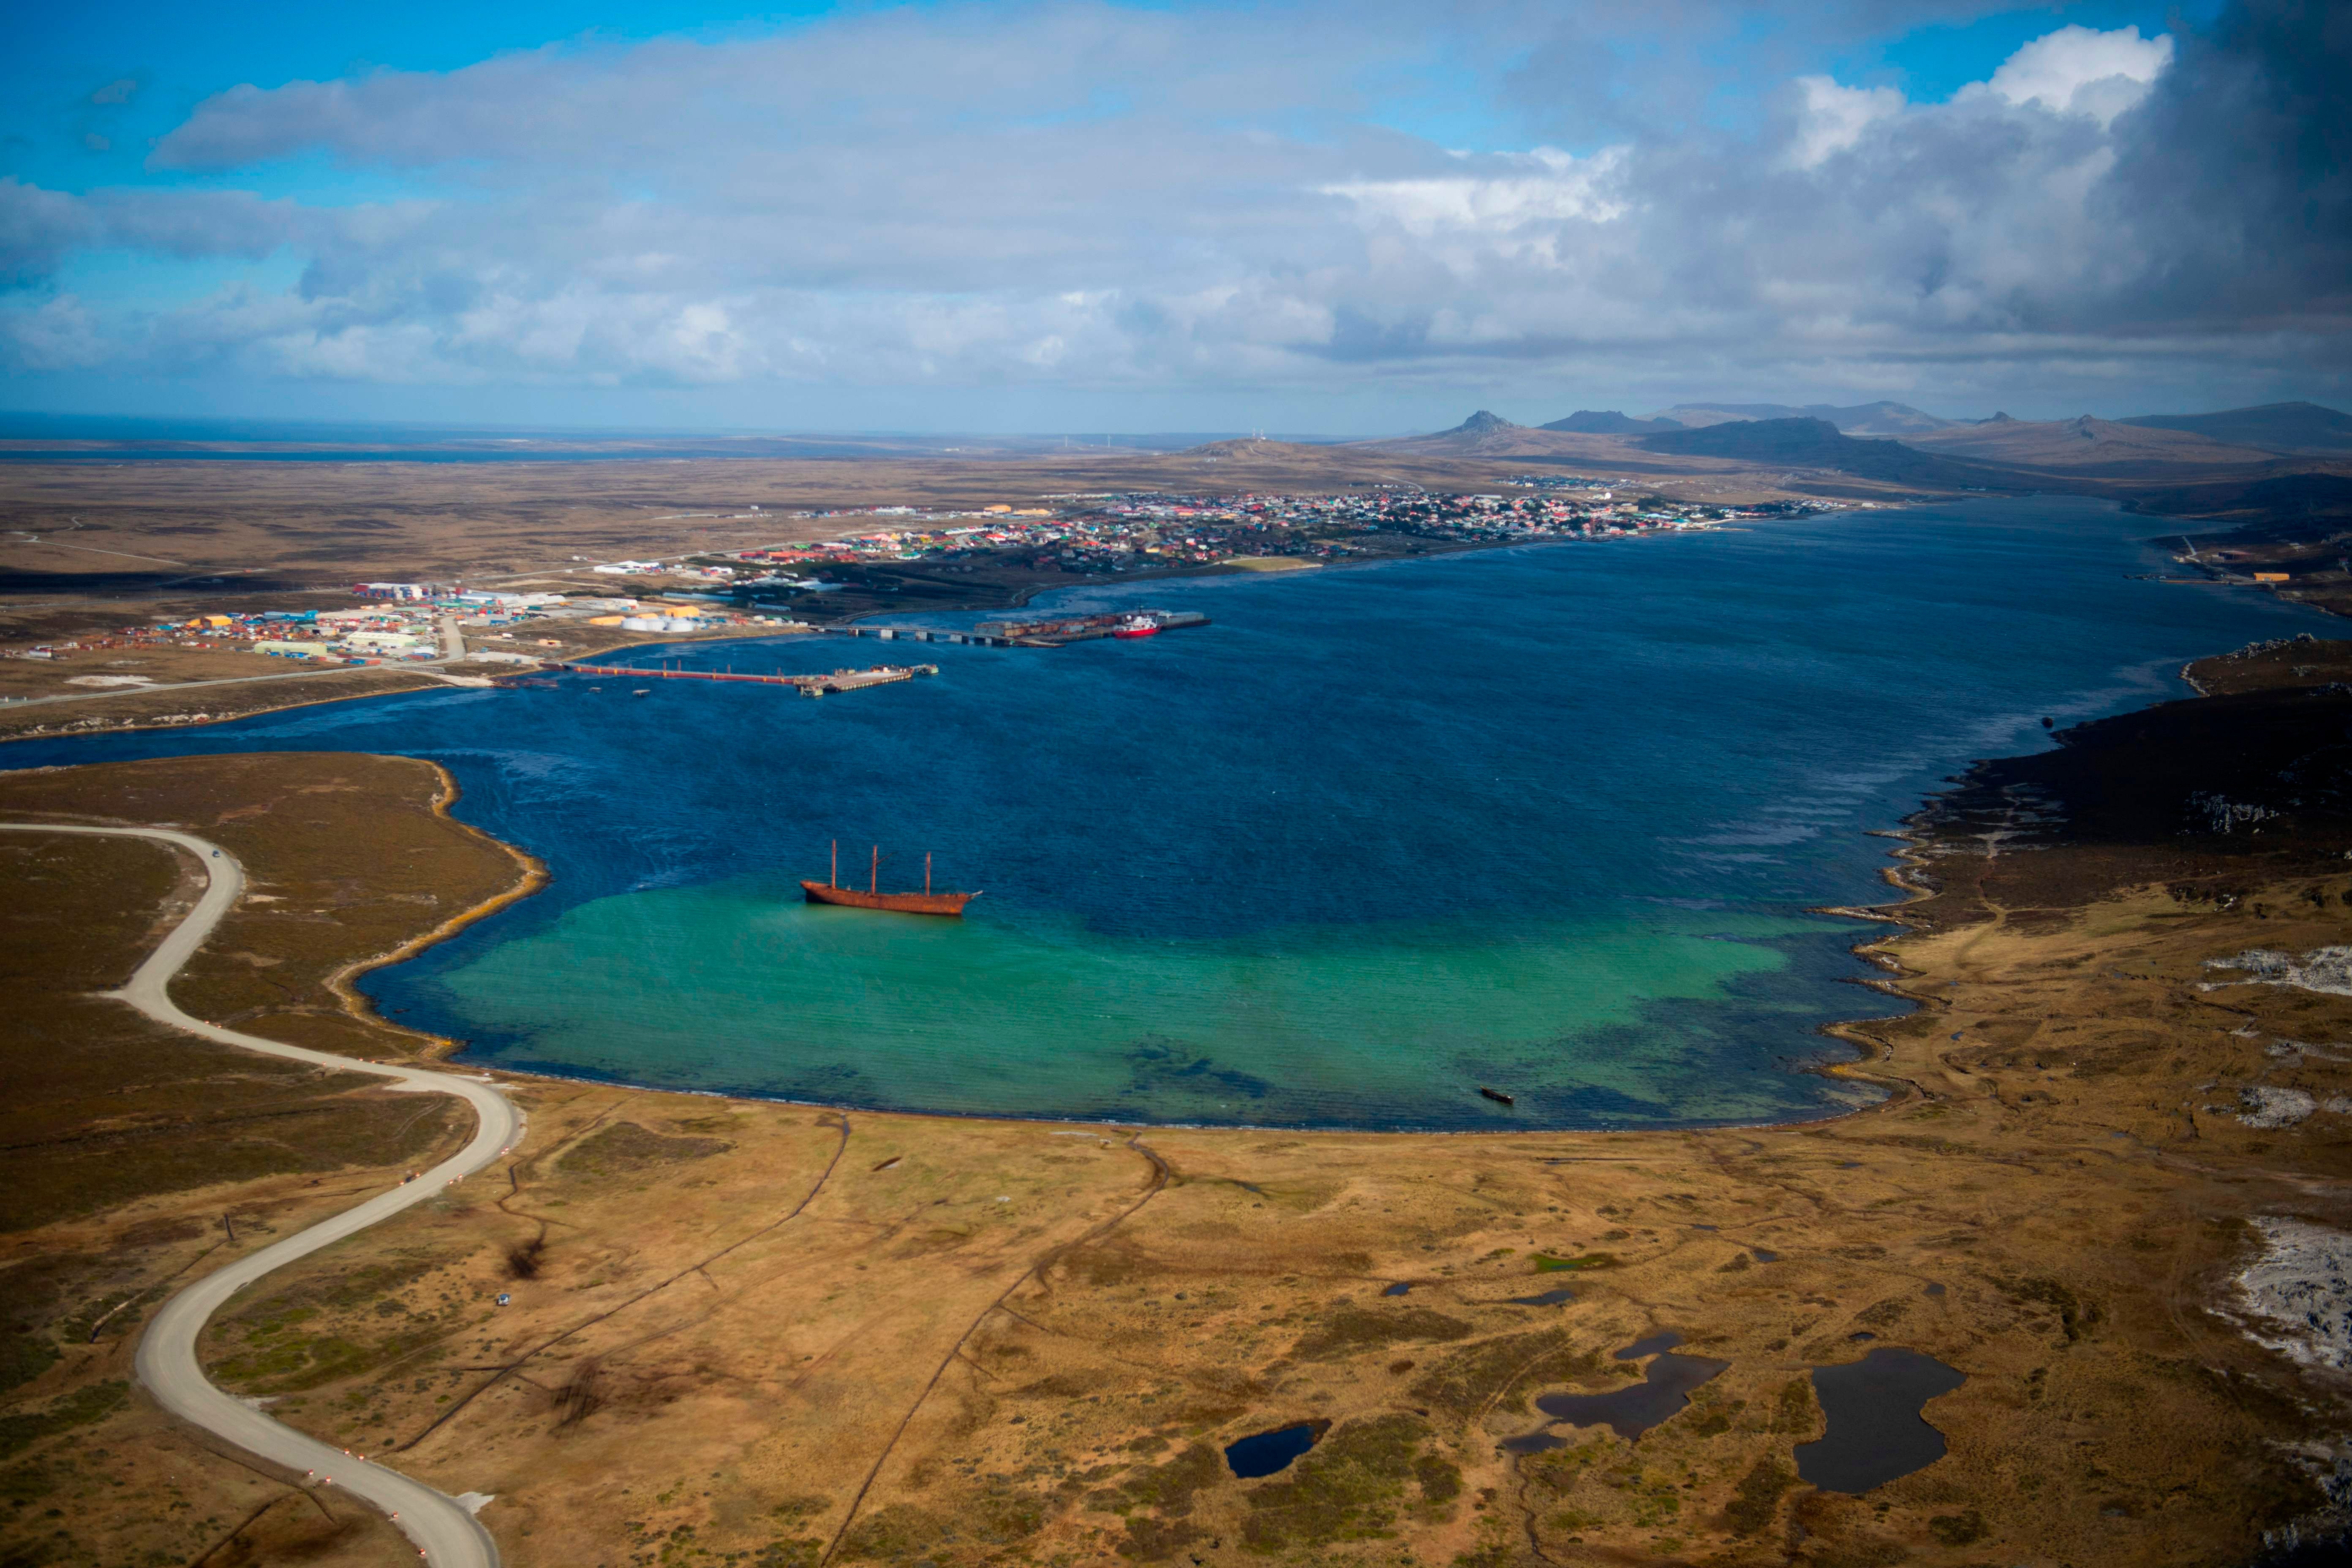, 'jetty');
547,661,937,697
